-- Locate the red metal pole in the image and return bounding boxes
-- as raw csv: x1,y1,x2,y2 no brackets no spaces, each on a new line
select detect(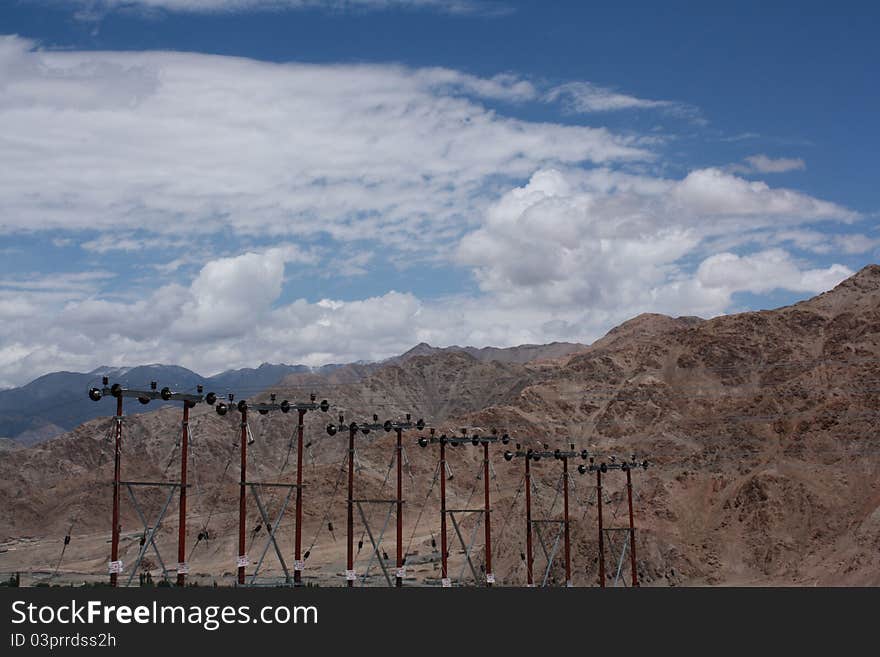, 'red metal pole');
597,468,605,588
563,456,571,587
525,453,533,587
483,441,493,587
294,408,305,586
396,428,403,588
176,402,189,587
626,467,639,587
440,439,449,587
347,426,355,588
237,405,247,586
109,394,123,587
